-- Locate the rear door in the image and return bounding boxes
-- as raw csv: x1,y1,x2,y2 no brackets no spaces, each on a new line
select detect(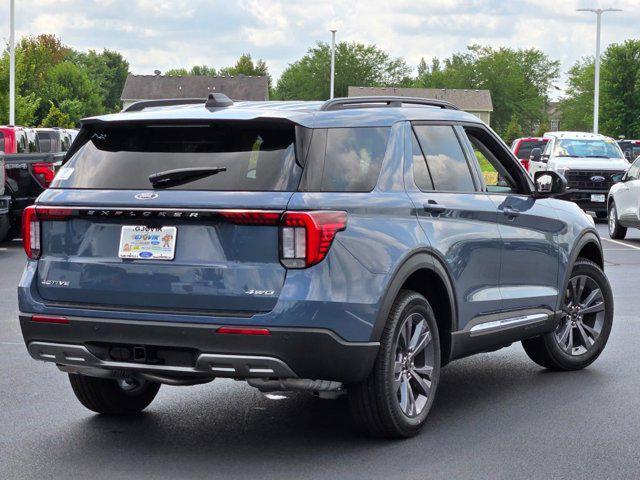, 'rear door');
37,121,303,315
405,123,503,329
616,158,640,225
